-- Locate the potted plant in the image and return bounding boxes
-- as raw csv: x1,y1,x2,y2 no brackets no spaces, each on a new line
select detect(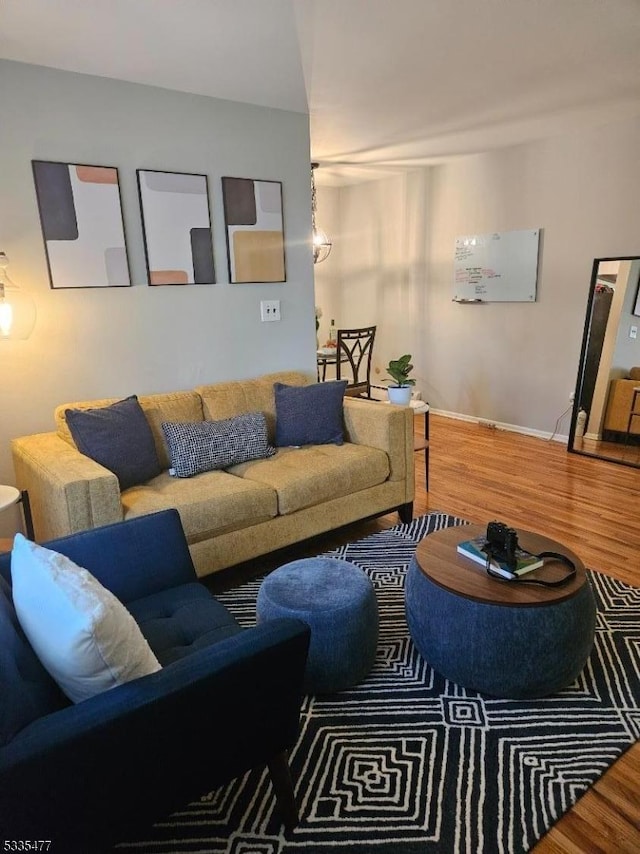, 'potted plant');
386,354,415,405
